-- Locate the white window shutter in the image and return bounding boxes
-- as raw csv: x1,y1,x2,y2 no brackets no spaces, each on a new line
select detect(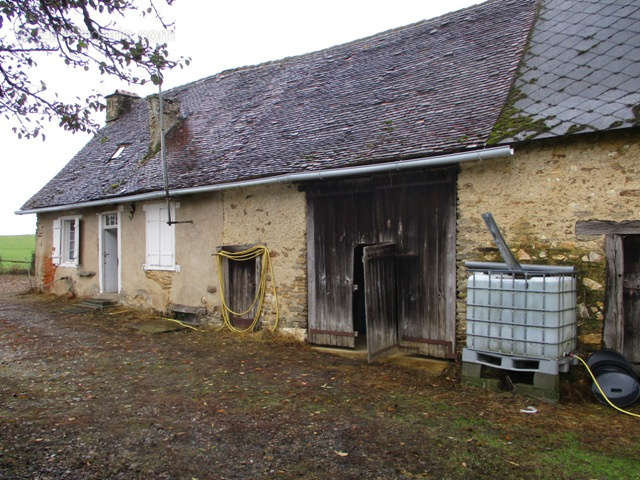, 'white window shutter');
168,204,176,267
52,219,61,265
159,205,175,268
144,202,177,270
146,206,160,267
73,217,80,266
